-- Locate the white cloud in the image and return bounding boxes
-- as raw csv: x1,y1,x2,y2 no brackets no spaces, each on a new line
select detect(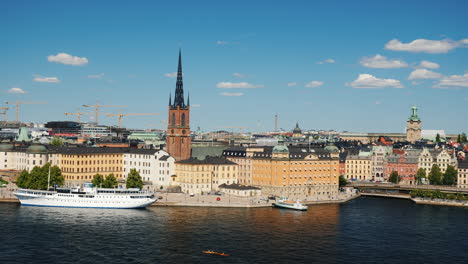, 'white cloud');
419,60,439,69
233,73,244,78
47,53,88,66
384,38,467,54
216,82,263,89
220,92,244,96
348,74,403,89
164,72,177,78
317,58,335,64
408,69,442,80
8,87,26,94
33,76,60,83
88,73,105,79
374,101,382,105
305,81,324,88
287,82,297,87
360,54,408,69
216,40,229,45
434,73,468,88
191,104,201,107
